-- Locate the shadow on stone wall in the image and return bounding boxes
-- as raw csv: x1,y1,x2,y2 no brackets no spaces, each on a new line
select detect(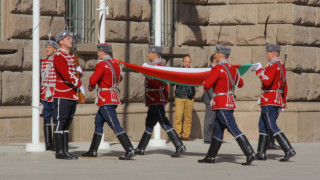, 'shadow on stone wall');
190,108,203,139
179,2,206,46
